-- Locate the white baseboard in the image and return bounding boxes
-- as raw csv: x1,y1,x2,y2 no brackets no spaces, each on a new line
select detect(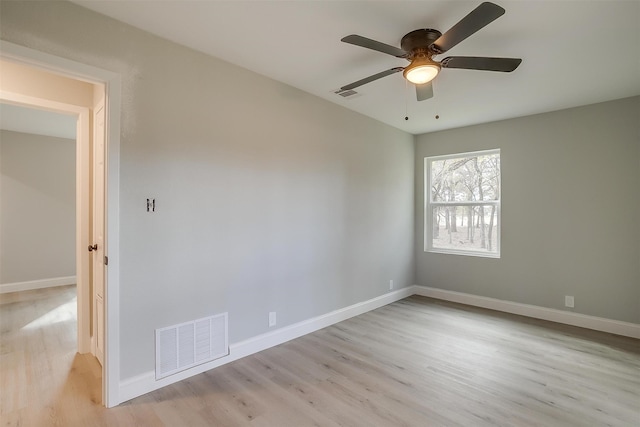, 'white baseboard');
413,285,640,339
118,286,414,404
0,276,76,294
119,284,639,405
